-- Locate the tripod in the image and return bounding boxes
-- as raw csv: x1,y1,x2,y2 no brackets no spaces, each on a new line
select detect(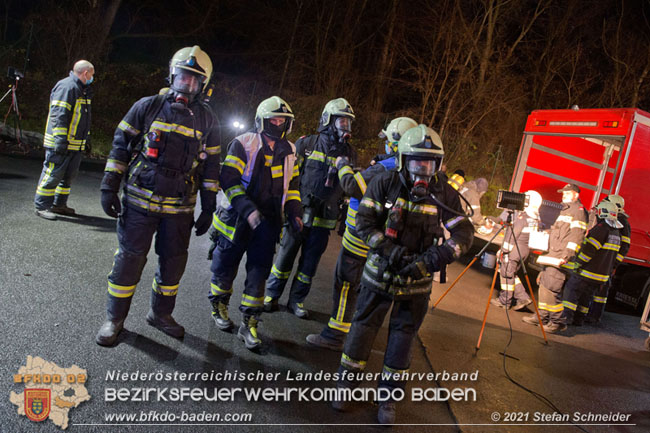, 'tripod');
1,78,26,154
433,210,548,352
